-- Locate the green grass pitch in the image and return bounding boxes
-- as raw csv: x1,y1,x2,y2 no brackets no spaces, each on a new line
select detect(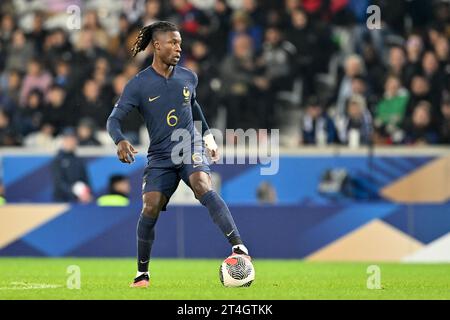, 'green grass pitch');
0,258,449,300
